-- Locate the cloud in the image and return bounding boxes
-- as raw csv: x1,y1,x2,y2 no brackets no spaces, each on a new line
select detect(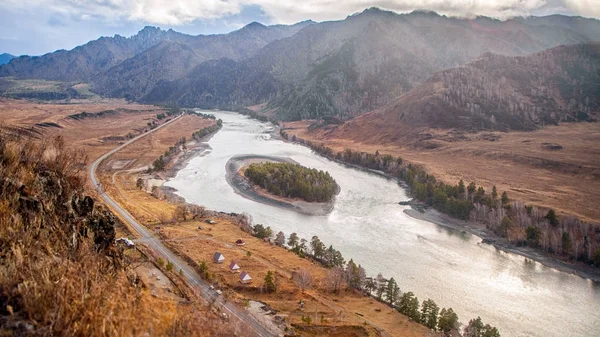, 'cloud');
563,0,600,18
47,15,66,27
0,0,598,27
